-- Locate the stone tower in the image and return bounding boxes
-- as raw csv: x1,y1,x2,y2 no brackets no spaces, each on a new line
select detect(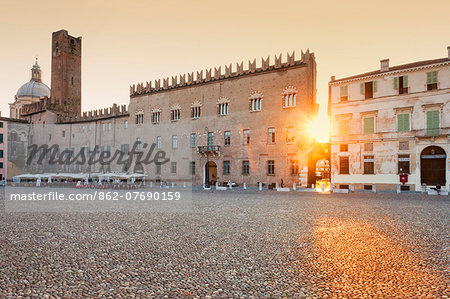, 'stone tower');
50,29,82,116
